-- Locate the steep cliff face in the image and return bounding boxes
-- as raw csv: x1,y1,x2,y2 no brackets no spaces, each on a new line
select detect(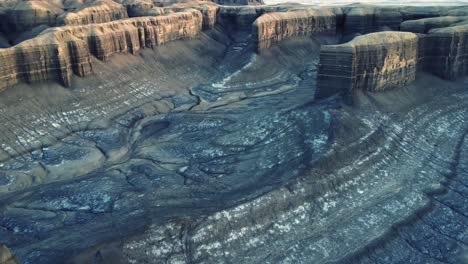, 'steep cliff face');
169,3,219,30
6,1,64,32
213,0,264,5
217,5,301,32
218,6,262,30
422,25,468,80
400,16,468,80
343,7,402,34
0,30,93,89
253,9,336,51
316,32,419,99
401,16,468,33
59,0,129,25
122,0,166,17
0,10,203,90
341,6,457,35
